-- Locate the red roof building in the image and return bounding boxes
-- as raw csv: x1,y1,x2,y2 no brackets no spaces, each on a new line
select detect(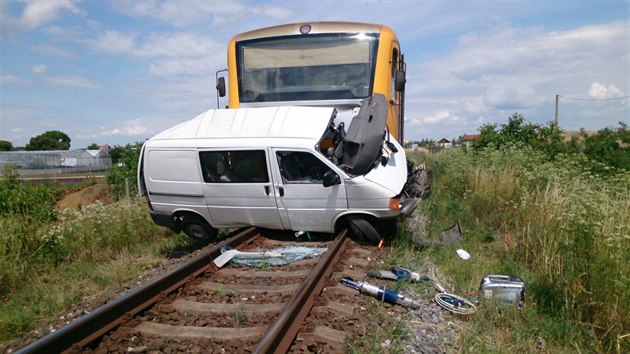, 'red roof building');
458,134,480,146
